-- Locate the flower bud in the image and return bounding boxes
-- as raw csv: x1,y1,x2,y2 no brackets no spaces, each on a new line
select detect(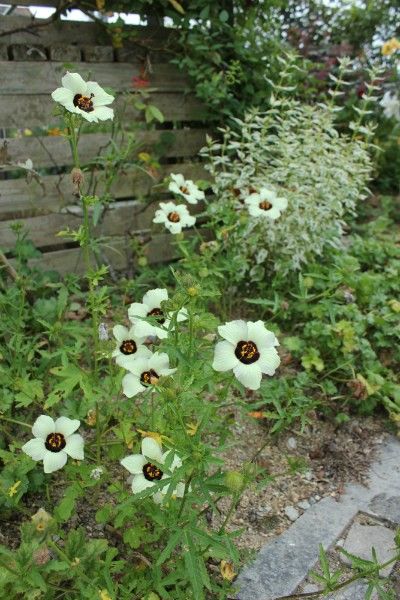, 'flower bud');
138,256,148,267
31,508,53,532
187,286,199,297
224,470,244,493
